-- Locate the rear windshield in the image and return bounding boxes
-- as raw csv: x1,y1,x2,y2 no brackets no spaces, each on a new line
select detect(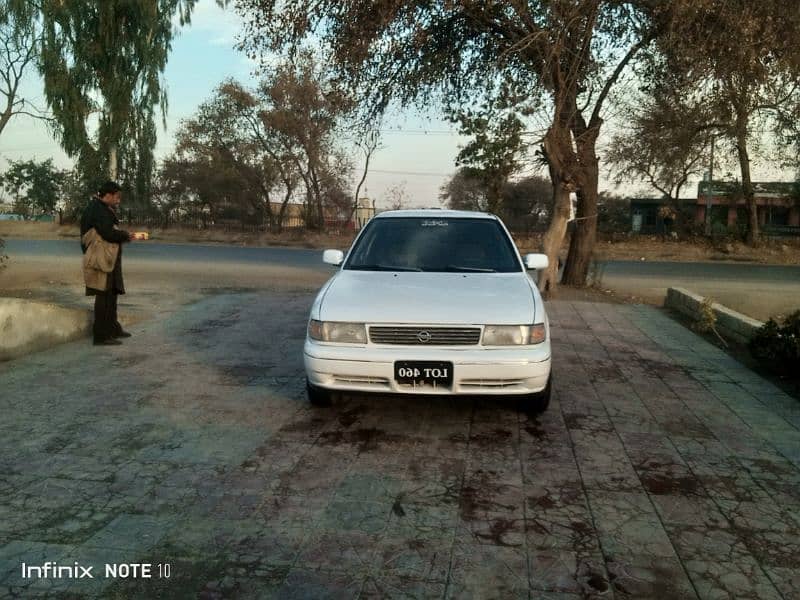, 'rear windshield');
344,217,522,273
